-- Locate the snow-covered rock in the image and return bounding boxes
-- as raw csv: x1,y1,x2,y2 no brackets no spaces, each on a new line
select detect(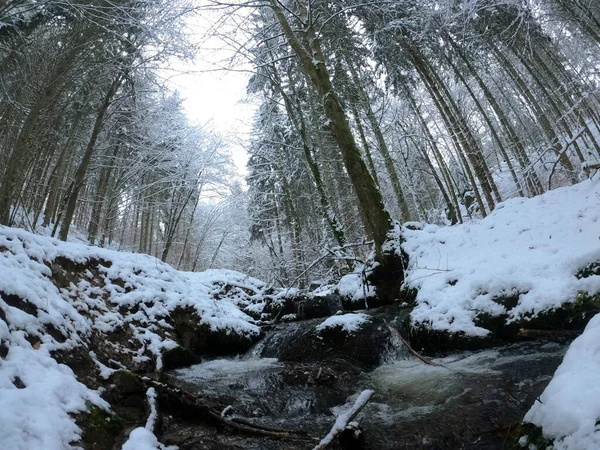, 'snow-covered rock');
404,179,600,336
316,313,370,334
